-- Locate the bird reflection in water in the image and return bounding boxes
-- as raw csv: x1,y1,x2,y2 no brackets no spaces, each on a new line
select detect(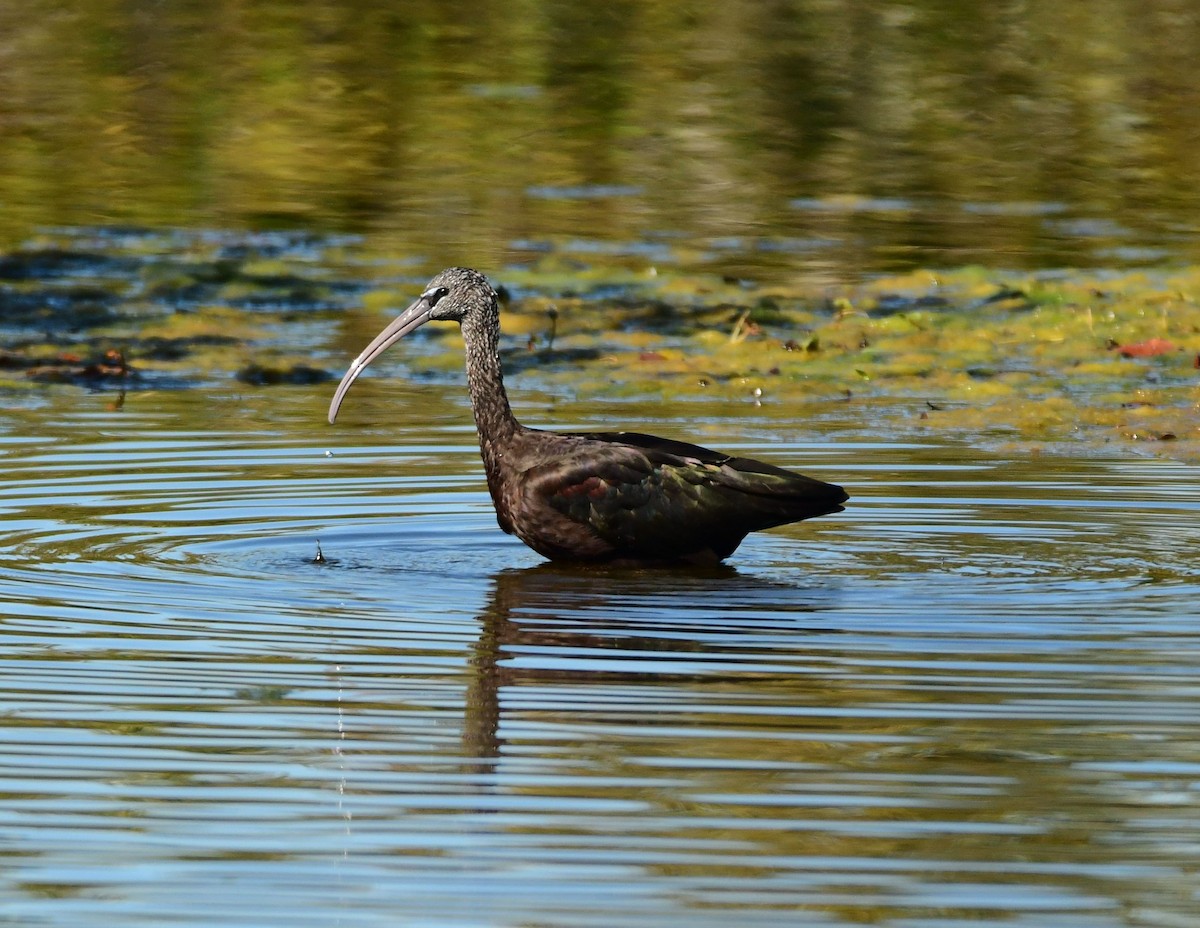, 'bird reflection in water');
460,563,839,766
